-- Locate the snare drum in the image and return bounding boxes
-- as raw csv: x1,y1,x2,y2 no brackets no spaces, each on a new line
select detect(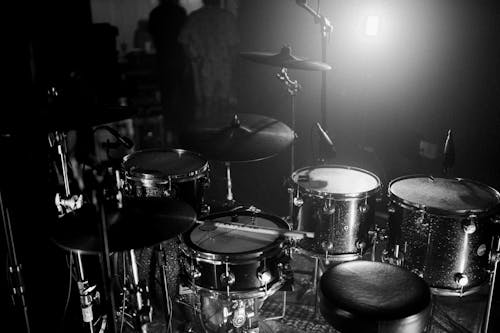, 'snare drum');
387,175,500,295
181,211,292,299
291,165,381,260
122,148,209,212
